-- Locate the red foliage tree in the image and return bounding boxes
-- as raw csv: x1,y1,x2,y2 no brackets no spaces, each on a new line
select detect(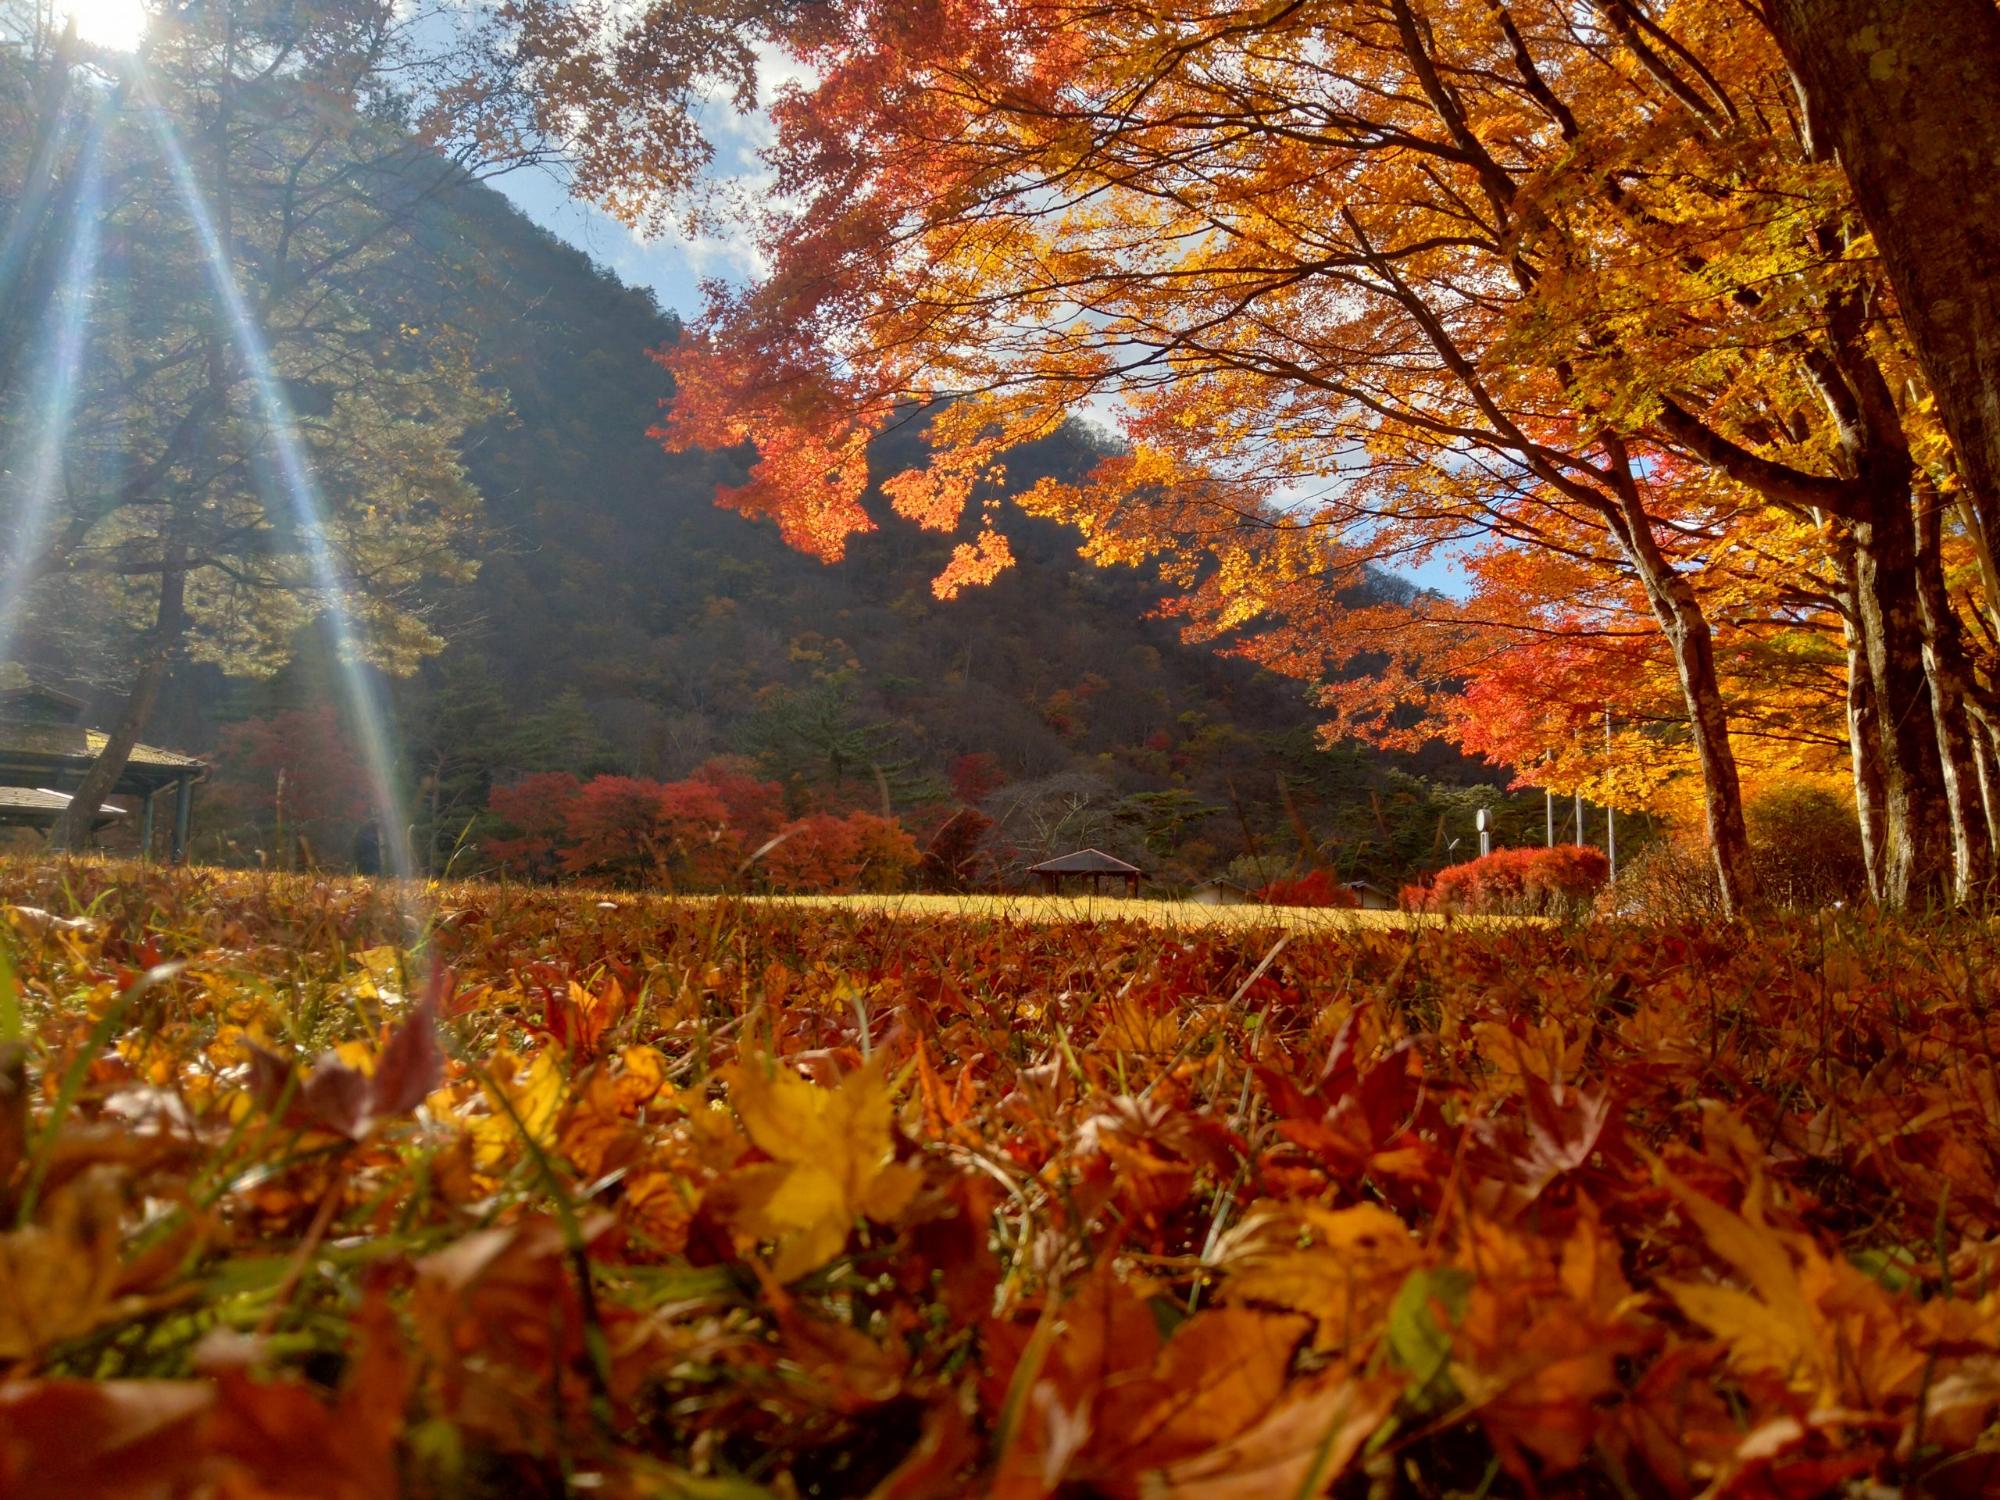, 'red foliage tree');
560,776,740,887
947,752,1005,806
213,708,374,853
485,773,584,882
757,811,920,894
919,805,996,891
687,757,786,846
